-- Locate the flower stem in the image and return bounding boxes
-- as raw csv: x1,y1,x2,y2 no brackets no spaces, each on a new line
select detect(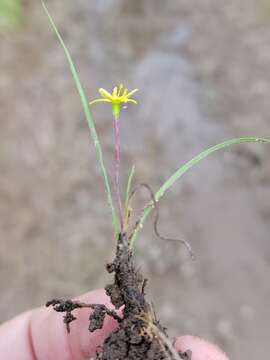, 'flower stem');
113,117,124,232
